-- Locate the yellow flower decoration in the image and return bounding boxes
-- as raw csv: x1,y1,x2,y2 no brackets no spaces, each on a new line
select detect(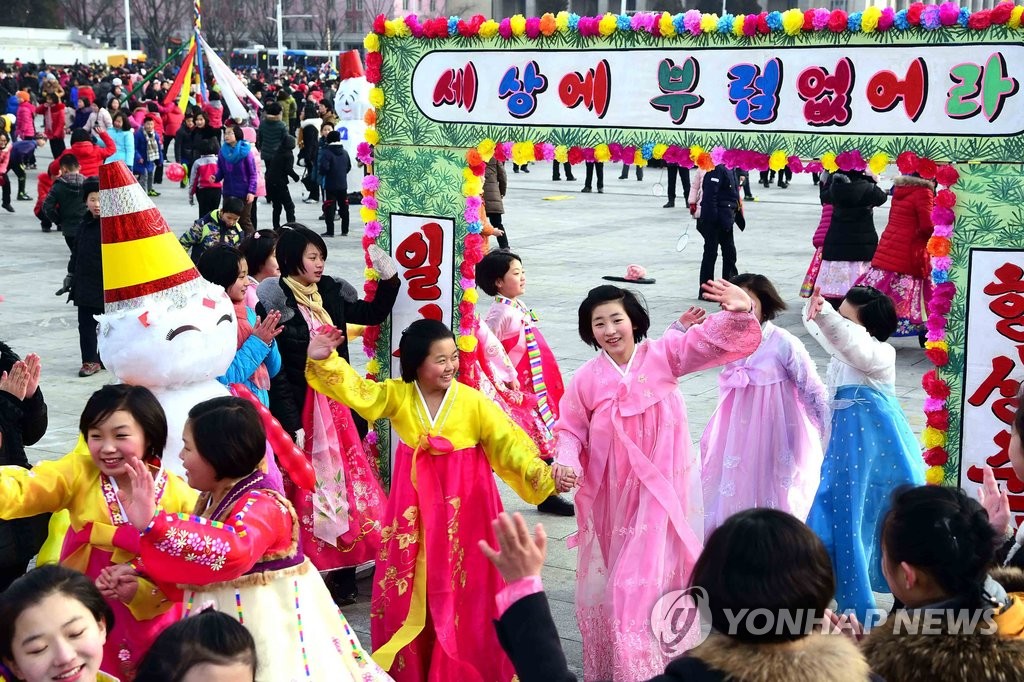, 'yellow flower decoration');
594,144,611,163
868,152,889,176
360,207,377,223
659,12,677,37
861,6,881,33
511,142,535,165
922,426,947,449
700,13,717,33
365,359,381,376
383,19,399,37
462,288,478,304
925,466,945,485
633,150,647,167
457,335,478,353
732,14,746,37
462,167,477,182
768,150,788,172
821,152,838,173
782,8,803,35
554,145,569,163
652,143,668,160
364,267,380,281
555,11,570,32
477,138,496,162
479,19,500,38
689,145,705,164
599,13,617,36
1011,5,1024,28
924,340,949,352
368,87,384,109
364,128,379,146
463,177,483,196
364,33,380,52
510,14,527,36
